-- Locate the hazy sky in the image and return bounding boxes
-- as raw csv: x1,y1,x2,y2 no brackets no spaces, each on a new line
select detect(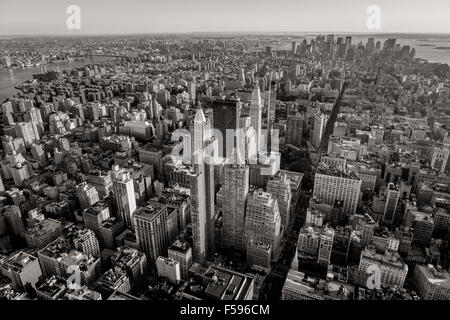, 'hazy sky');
1,0,450,35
